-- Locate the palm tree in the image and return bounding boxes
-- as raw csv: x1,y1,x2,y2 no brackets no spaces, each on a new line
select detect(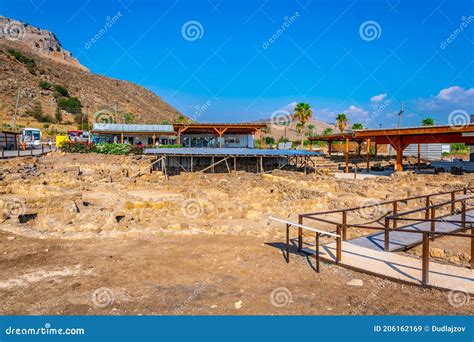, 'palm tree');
352,123,363,130
306,124,315,137
335,113,348,132
421,118,434,126
293,102,313,147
